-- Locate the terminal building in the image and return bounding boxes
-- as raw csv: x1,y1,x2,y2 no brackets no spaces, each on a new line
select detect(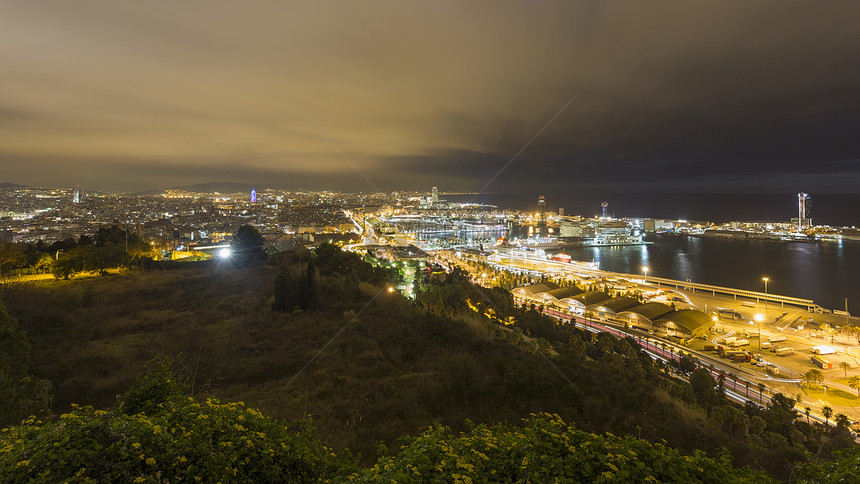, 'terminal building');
511,283,712,339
